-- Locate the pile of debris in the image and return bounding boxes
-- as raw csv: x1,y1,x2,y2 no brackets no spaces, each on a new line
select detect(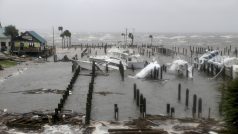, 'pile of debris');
0,110,84,132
